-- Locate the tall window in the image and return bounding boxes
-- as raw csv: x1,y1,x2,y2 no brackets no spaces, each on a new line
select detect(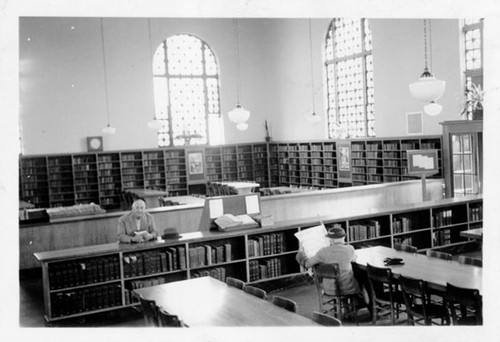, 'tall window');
463,19,484,120
153,34,223,147
325,18,374,139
